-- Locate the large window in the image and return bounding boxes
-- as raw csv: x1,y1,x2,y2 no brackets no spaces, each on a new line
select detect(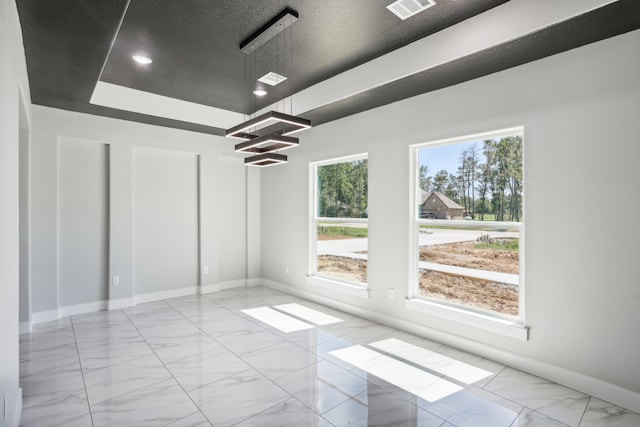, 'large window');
309,154,368,289
412,129,524,321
